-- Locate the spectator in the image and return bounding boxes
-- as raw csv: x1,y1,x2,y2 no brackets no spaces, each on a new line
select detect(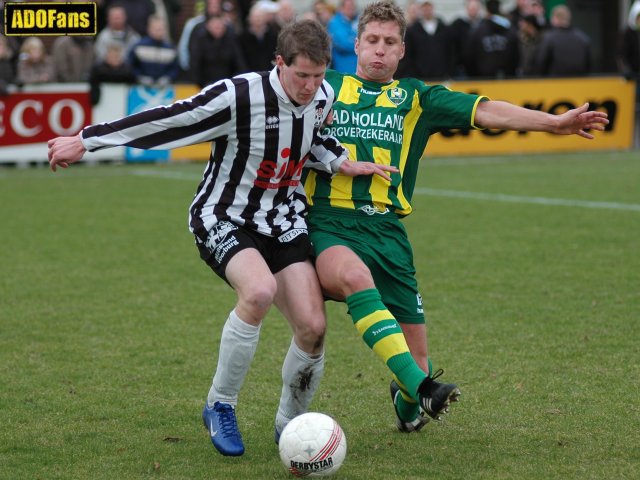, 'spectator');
448,0,484,79
508,0,528,28
404,1,421,26
276,0,296,28
52,36,94,82
534,5,590,77
94,5,140,65
151,0,182,43
189,14,247,87
234,0,253,28
527,0,546,30
307,0,335,27
0,35,16,95
89,42,135,104
177,0,234,74
517,14,542,77
107,0,156,37
465,0,519,78
221,0,243,33
327,0,358,73
16,37,54,84
398,1,451,80
238,4,279,71
617,1,640,81
129,15,179,86
251,0,279,26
